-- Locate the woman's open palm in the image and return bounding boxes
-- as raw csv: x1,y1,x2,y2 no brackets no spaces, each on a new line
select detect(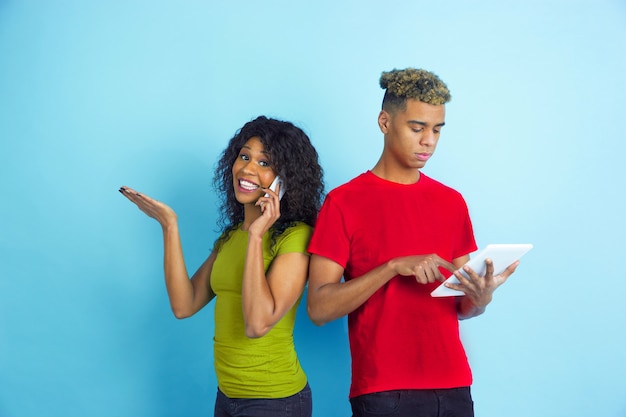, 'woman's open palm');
119,186,177,228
